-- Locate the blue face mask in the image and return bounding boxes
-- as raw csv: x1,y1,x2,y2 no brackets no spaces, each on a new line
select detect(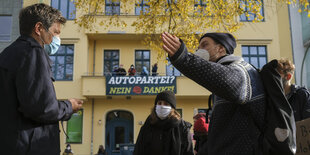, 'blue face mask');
44,36,61,55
